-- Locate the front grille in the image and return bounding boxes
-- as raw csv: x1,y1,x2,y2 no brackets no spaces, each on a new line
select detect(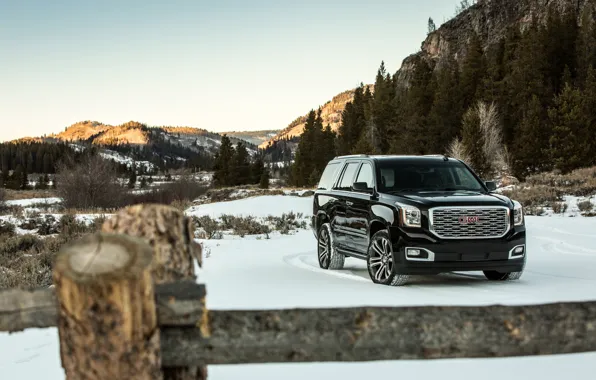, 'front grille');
429,207,510,239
